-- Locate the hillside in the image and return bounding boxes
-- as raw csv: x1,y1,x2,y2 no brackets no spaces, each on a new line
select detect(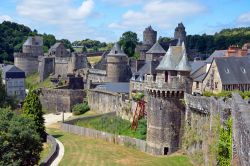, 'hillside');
0,21,73,63
186,27,250,55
